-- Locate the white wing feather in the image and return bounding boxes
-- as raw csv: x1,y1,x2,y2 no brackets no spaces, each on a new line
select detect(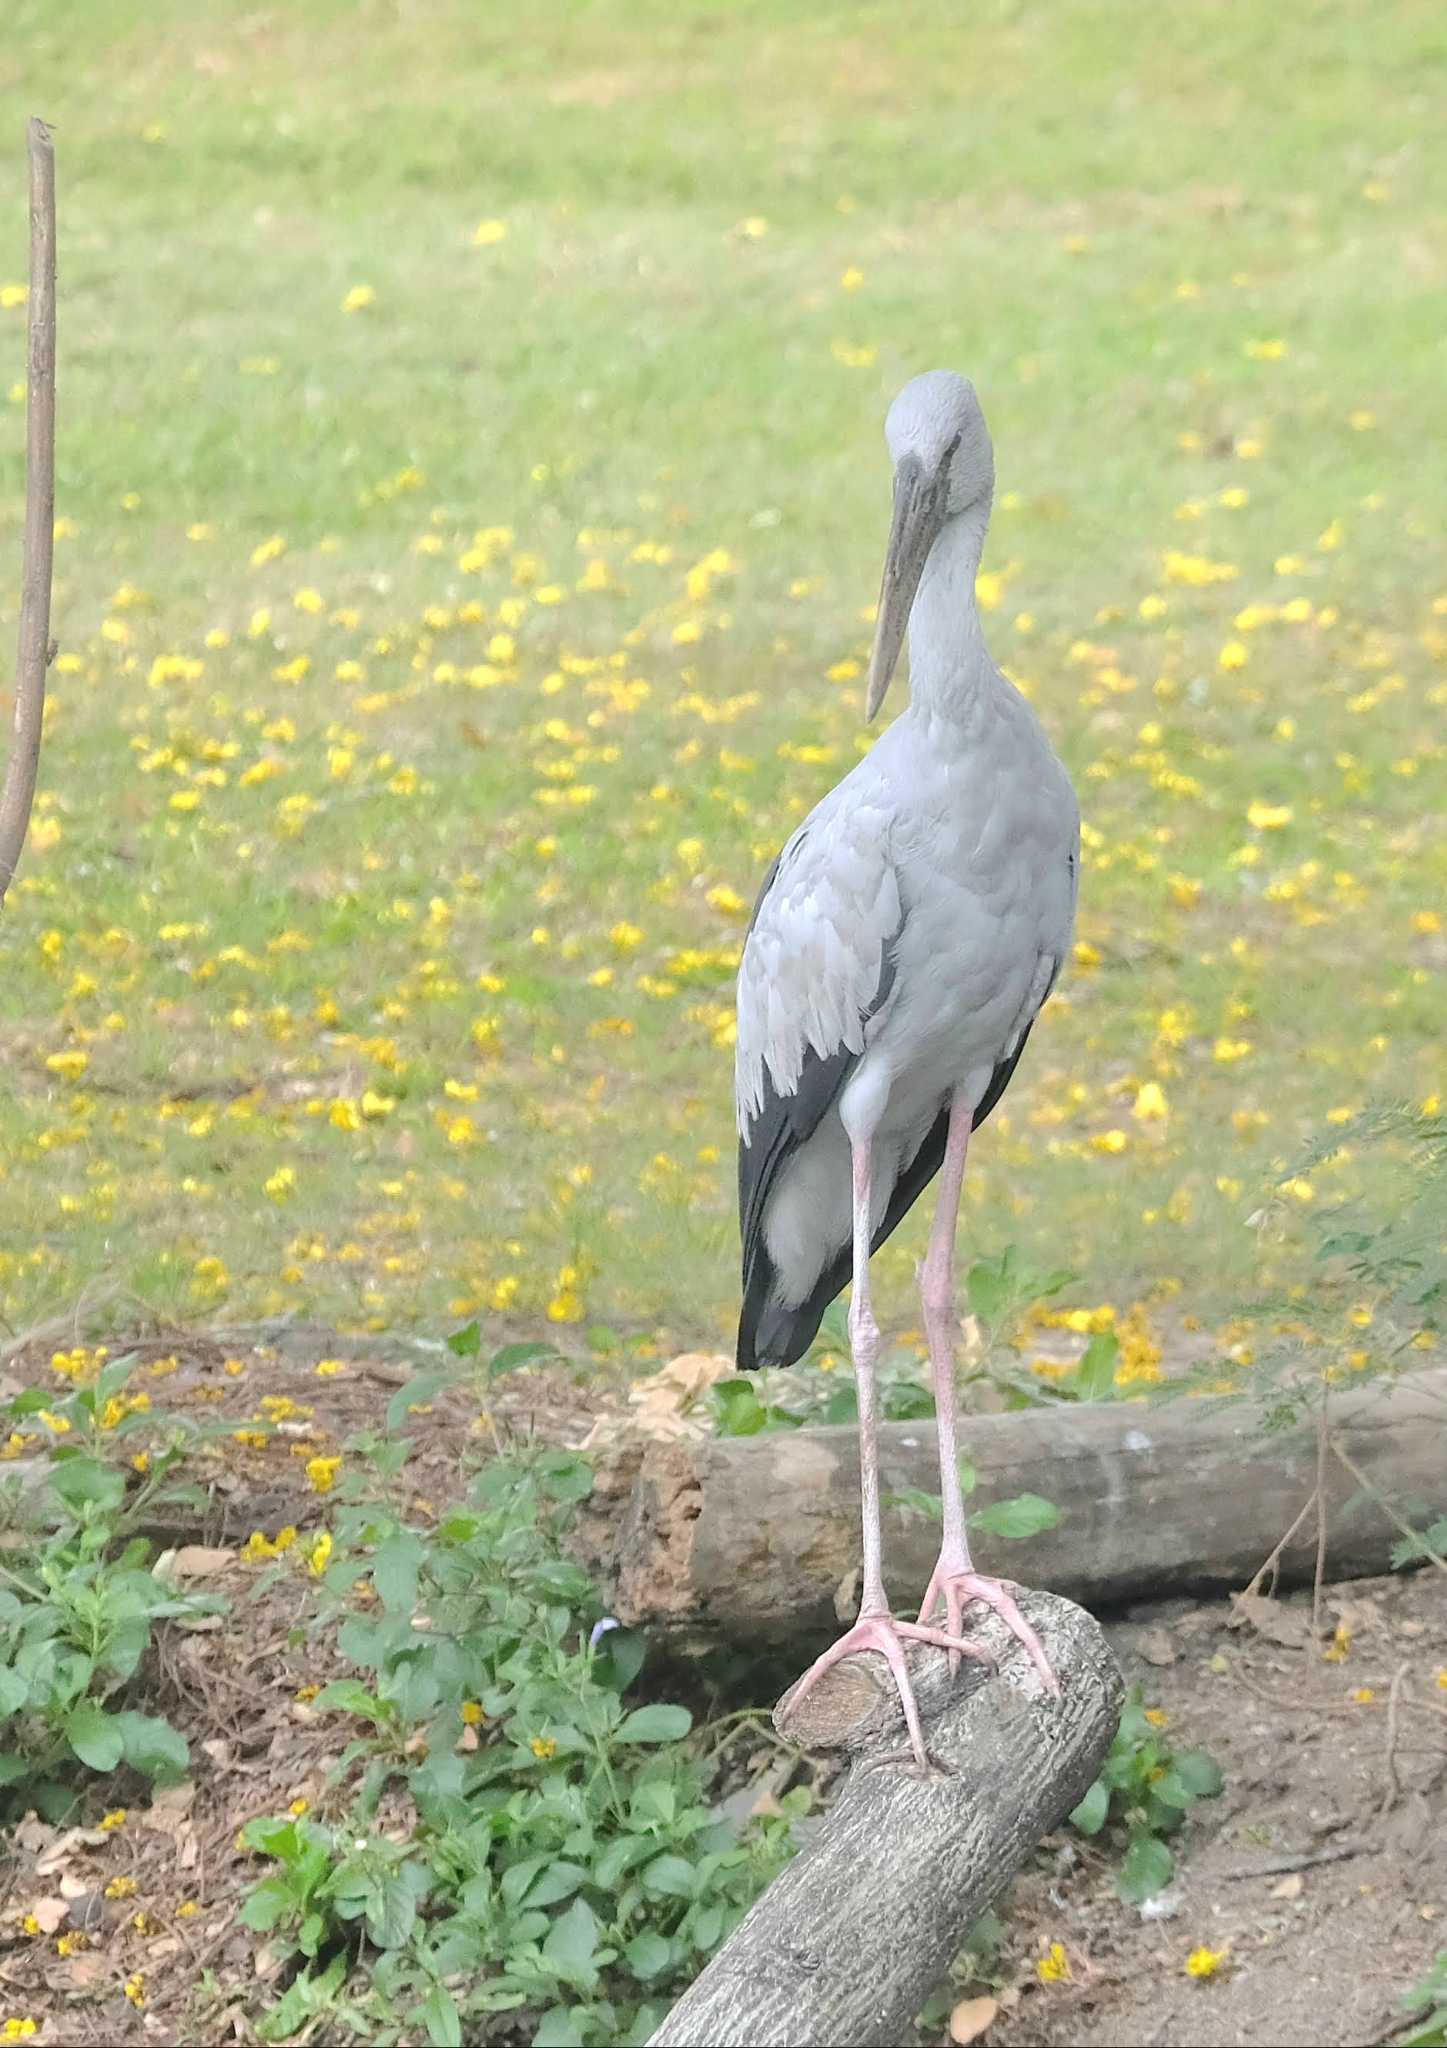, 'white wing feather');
735,795,900,1136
